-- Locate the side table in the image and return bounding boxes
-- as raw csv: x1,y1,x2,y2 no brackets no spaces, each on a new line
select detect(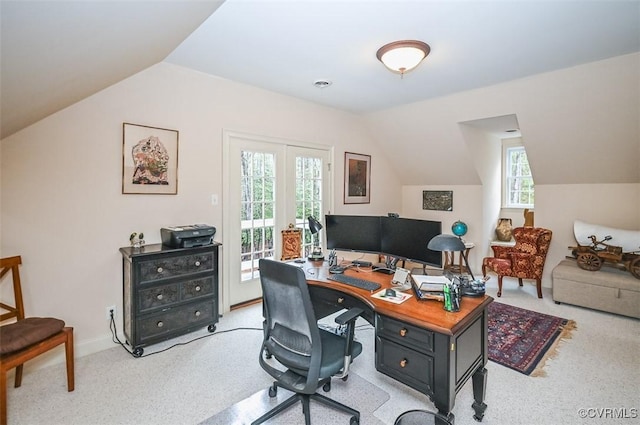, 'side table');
443,241,474,274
